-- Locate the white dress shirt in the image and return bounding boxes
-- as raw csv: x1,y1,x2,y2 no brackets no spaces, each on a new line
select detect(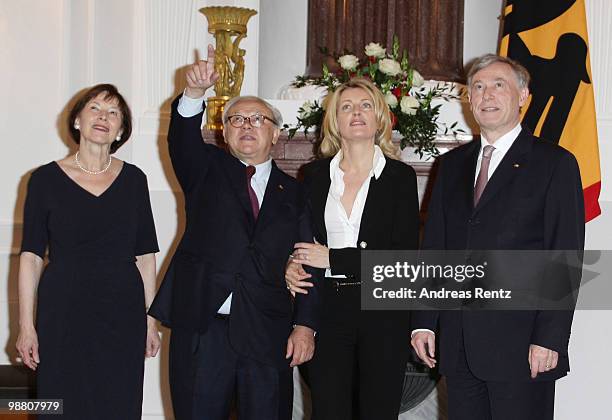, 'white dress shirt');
177,92,272,314
474,123,522,185
177,91,205,117
324,145,386,277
